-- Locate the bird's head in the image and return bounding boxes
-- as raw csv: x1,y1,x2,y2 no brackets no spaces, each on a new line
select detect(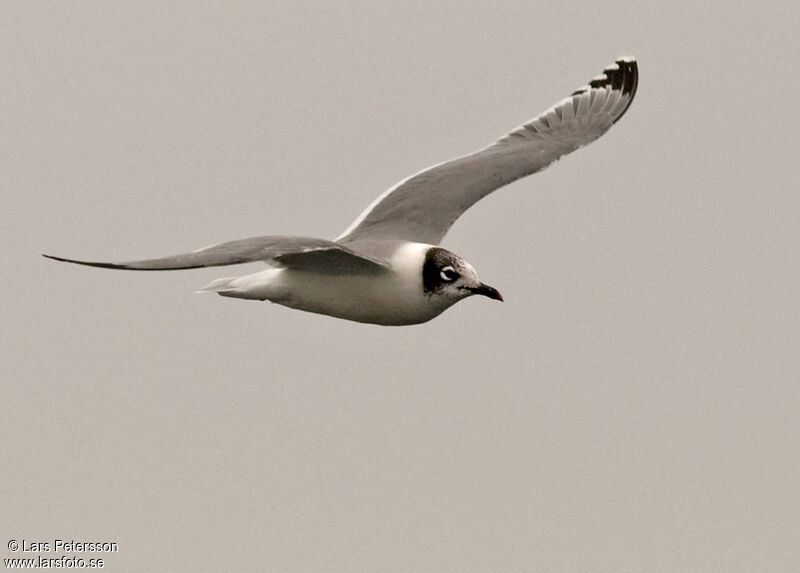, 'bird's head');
422,247,503,304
